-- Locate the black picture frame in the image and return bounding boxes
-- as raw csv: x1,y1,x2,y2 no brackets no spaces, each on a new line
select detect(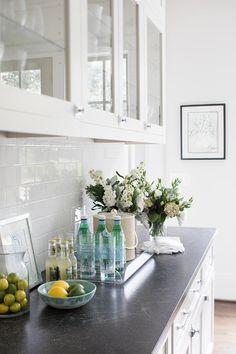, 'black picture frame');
180,103,226,160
